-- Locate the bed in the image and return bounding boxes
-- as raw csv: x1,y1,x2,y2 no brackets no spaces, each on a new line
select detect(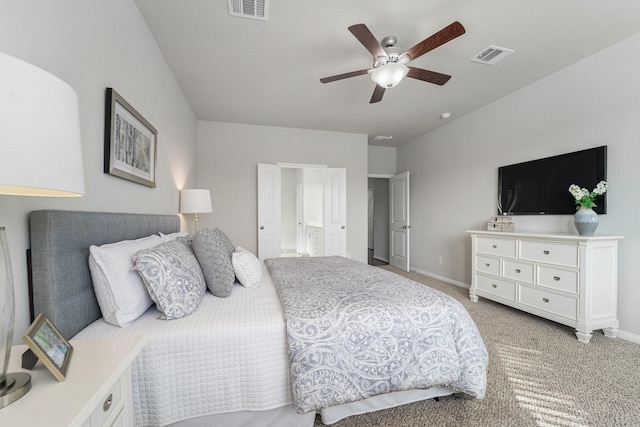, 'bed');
28,210,488,426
